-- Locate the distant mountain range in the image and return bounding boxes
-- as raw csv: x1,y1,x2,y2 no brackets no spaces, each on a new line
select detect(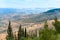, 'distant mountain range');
0,8,60,23
0,8,60,22
20,8,60,23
